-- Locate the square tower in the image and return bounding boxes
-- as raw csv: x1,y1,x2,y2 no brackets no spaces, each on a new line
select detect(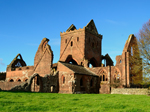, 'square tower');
59,20,102,67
